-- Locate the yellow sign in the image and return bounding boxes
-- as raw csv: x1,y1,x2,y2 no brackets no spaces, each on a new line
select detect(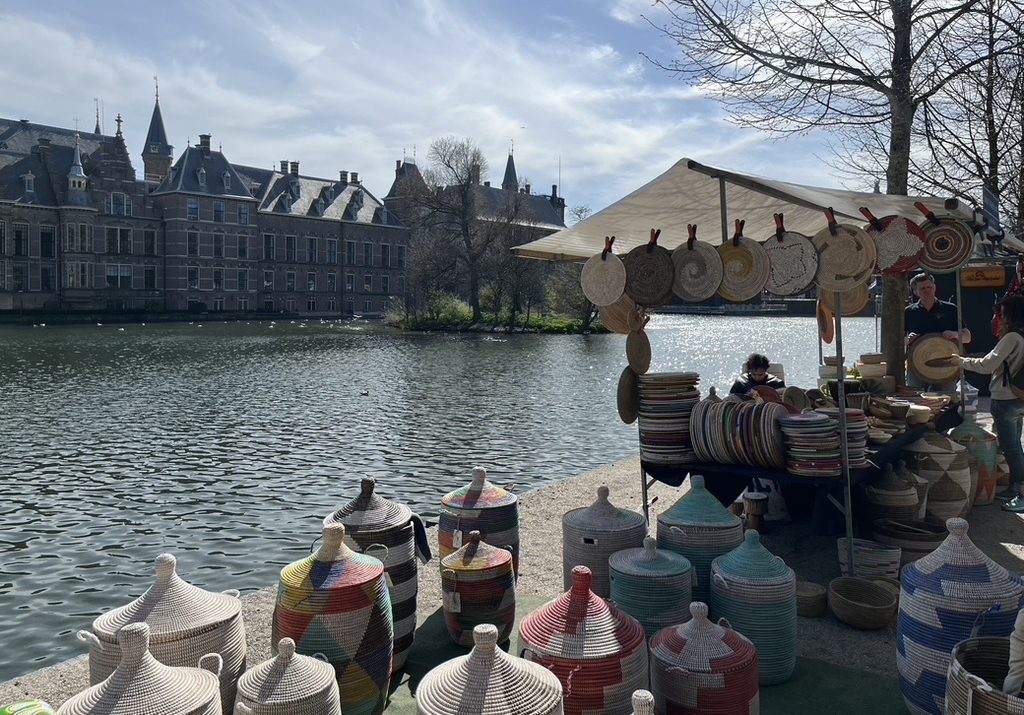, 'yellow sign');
960,267,1007,289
